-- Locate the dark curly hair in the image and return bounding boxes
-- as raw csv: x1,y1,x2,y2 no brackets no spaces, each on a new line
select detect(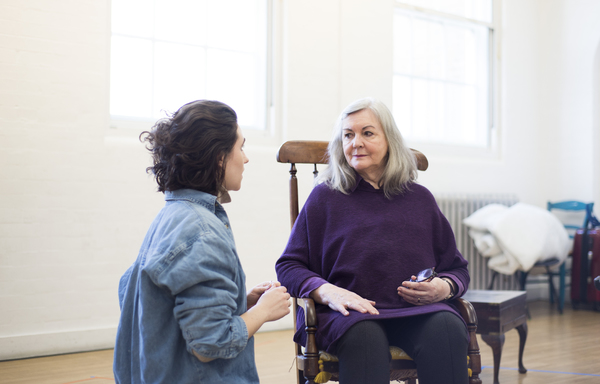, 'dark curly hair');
140,100,239,194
